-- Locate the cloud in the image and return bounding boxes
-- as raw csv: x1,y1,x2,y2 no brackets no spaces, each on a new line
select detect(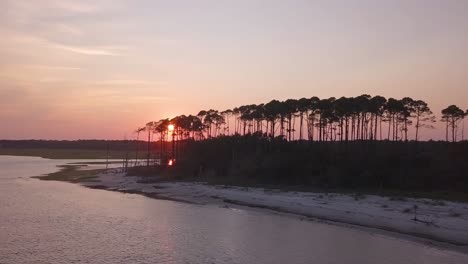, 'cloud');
52,43,121,56
132,95,174,101
3,0,100,16
25,65,82,71
1,30,125,56
93,79,163,86
1,1,131,59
